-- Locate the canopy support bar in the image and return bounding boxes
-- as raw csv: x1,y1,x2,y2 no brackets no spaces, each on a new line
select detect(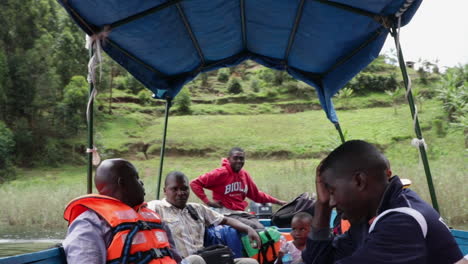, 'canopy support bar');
390,26,439,212
106,38,167,77
240,0,247,50
110,0,183,30
314,0,386,24
284,0,305,64
323,29,382,76
176,4,206,67
87,47,95,194
156,98,172,200
334,123,346,144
